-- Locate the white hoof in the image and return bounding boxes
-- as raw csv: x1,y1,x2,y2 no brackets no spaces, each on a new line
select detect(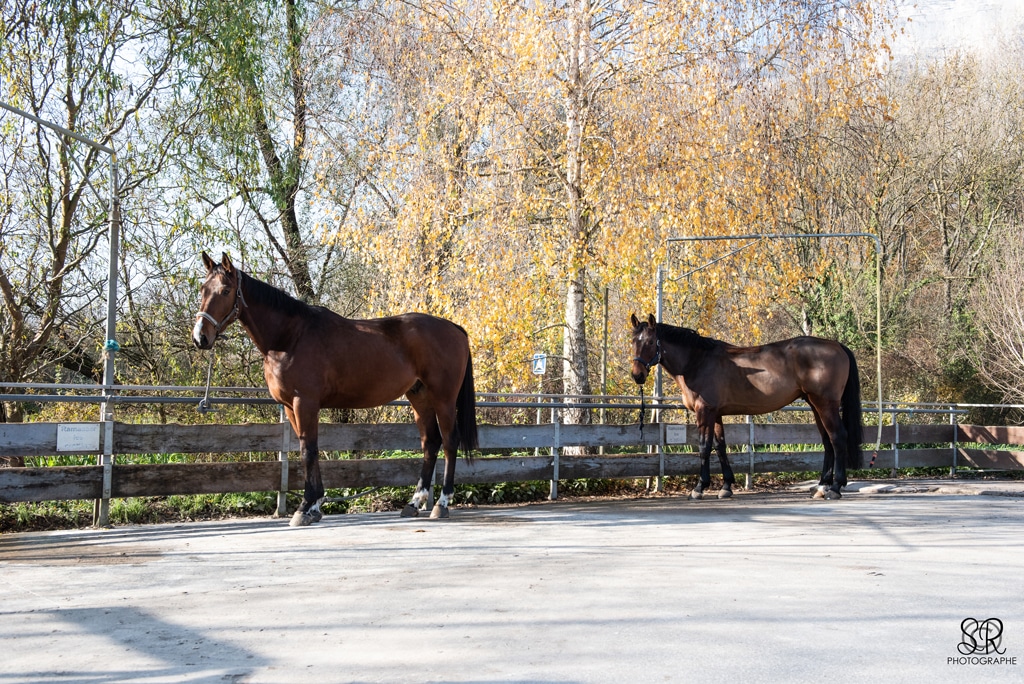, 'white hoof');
430,504,450,519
